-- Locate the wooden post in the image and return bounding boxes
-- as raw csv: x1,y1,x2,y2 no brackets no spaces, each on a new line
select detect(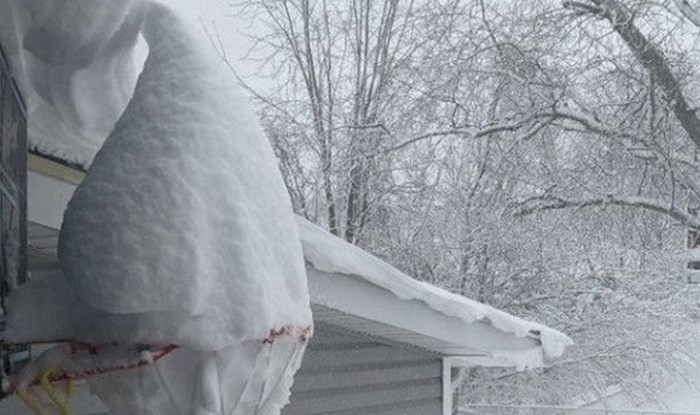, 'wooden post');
442,357,453,415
